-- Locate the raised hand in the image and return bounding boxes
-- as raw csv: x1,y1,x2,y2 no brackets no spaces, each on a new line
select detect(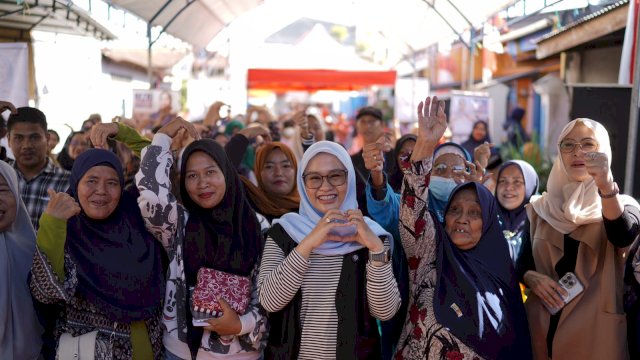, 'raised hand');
90,123,119,149
411,96,447,162
45,188,81,220
363,134,391,172
473,142,494,169
238,124,272,143
0,100,17,115
157,117,201,141
204,101,226,127
292,111,310,139
585,152,614,191
203,297,241,336
453,160,493,186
